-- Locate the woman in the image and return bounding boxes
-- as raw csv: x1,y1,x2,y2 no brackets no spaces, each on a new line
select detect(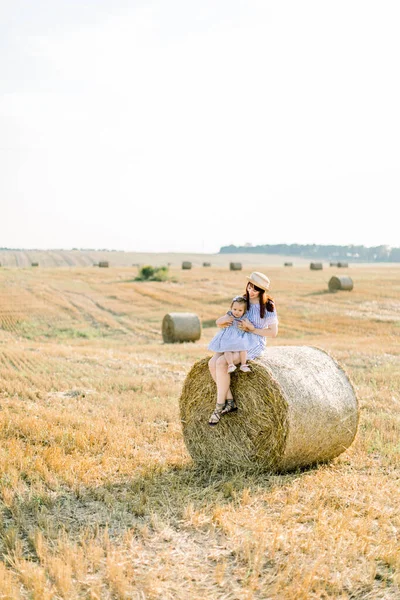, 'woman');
208,271,278,426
